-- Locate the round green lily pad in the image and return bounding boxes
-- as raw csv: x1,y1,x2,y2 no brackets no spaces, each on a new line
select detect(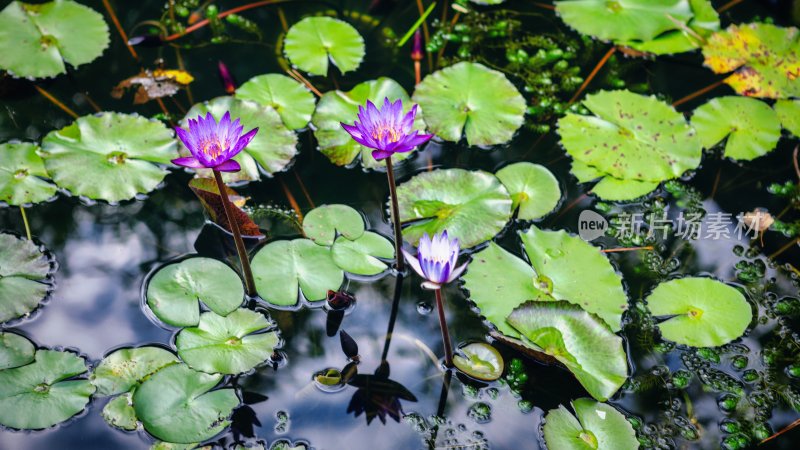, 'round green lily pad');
703,23,800,99
774,99,800,137
283,16,365,76
331,232,394,276
311,77,425,169
0,142,57,206
645,277,752,347
41,112,176,203
543,398,639,450
396,168,513,249
412,62,526,146
0,349,95,429
302,204,365,246
182,96,298,183
236,74,316,130
571,159,662,202
0,0,109,79
495,162,561,220
176,309,279,375
133,363,239,444
146,257,244,328
102,392,137,431
91,346,179,396
0,331,35,370
507,301,628,402
0,233,55,324
453,342,504,381
691,97,781,161
252,239,344,307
